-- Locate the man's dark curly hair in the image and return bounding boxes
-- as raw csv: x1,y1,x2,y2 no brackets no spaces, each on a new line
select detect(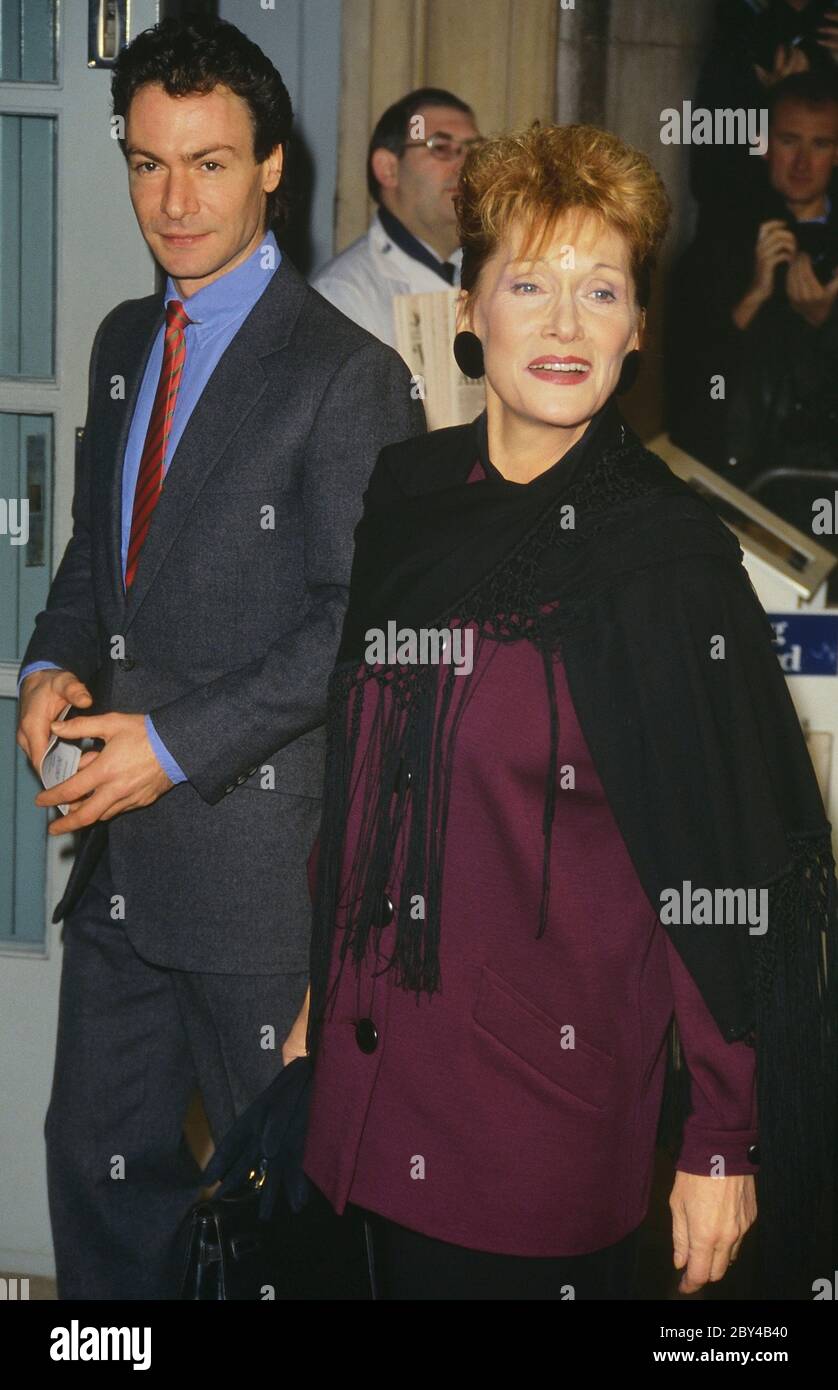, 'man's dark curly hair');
111,16,293,235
